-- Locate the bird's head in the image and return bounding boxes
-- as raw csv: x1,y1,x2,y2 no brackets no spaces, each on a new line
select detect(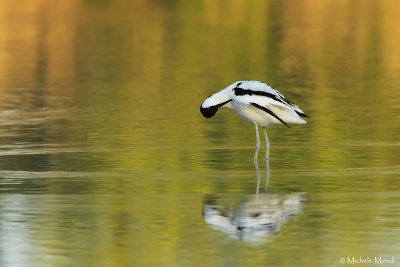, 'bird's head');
200,89,233,118
200,97,219,118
